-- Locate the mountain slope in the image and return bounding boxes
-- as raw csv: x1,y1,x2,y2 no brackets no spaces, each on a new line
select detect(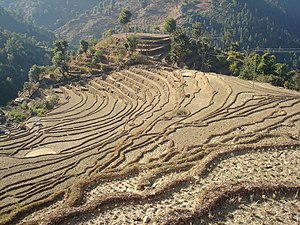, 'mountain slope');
0,6,52,105
0,6,54,42
0,0,186,45
55,0,182,45
185,0,300,49
1,0,300,49
0,0,100,30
